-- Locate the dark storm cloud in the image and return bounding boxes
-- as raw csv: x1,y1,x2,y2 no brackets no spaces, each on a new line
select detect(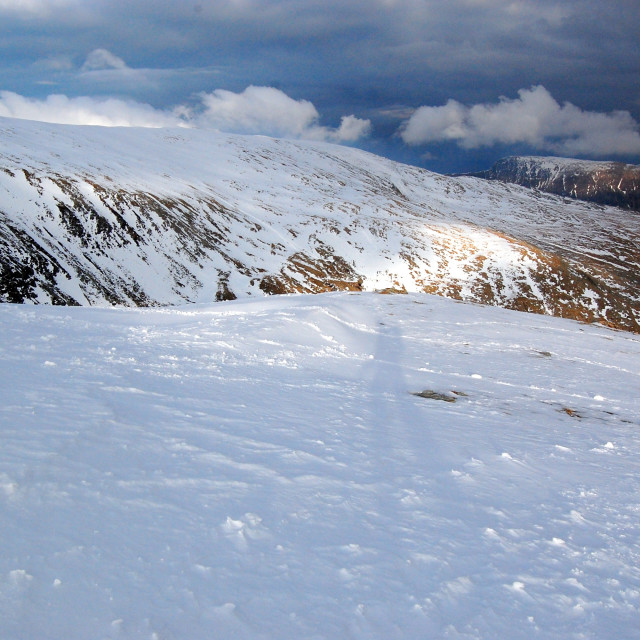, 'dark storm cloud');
0,0,638,171
0,1,636,104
